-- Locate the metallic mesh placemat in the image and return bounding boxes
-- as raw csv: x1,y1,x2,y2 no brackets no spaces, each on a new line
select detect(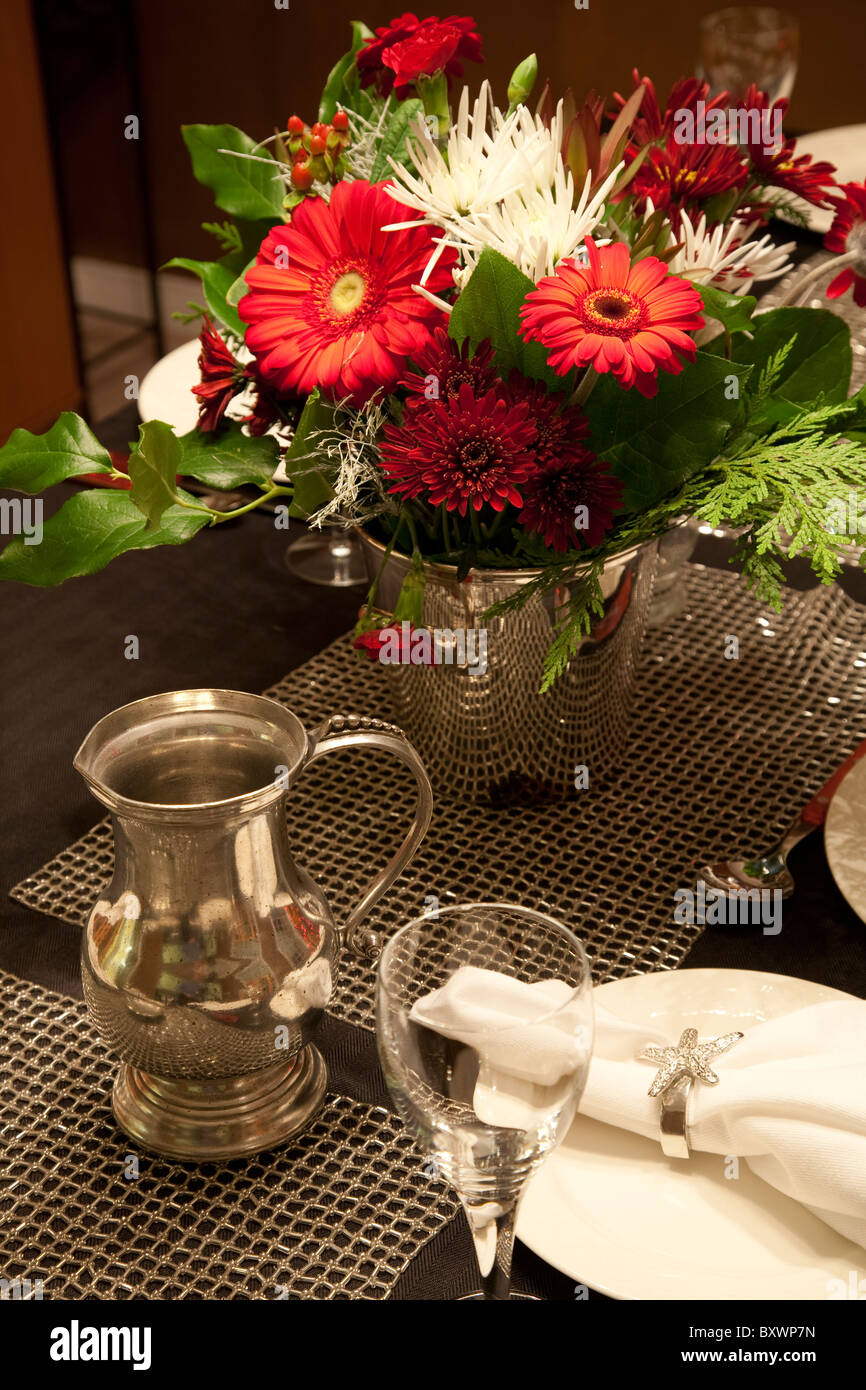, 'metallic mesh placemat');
0,970,458,1299
11,563,866,1029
